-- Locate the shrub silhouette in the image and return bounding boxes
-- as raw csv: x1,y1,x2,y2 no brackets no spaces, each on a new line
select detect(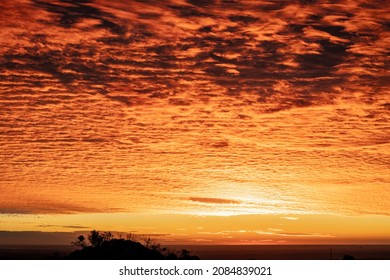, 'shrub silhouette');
342,254,356,260
68,230,199,260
